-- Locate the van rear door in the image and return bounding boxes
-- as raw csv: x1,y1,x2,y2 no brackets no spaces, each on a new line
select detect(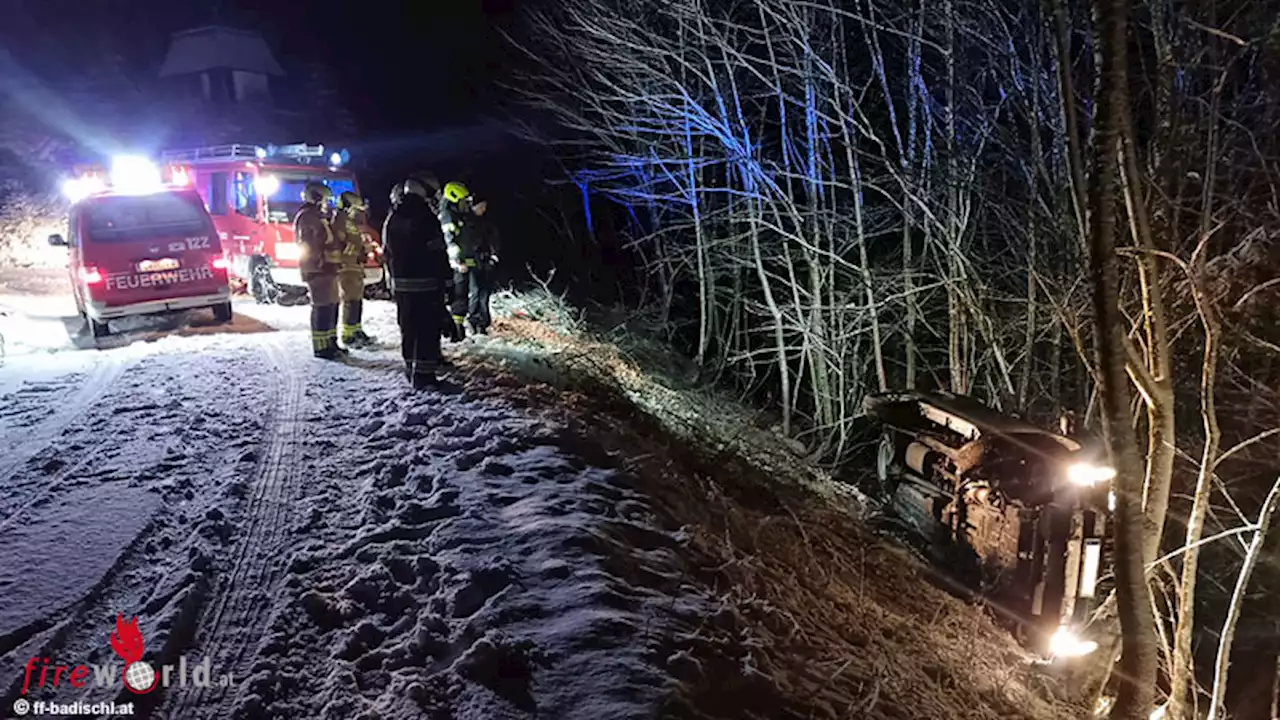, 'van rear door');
79,191,228,309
